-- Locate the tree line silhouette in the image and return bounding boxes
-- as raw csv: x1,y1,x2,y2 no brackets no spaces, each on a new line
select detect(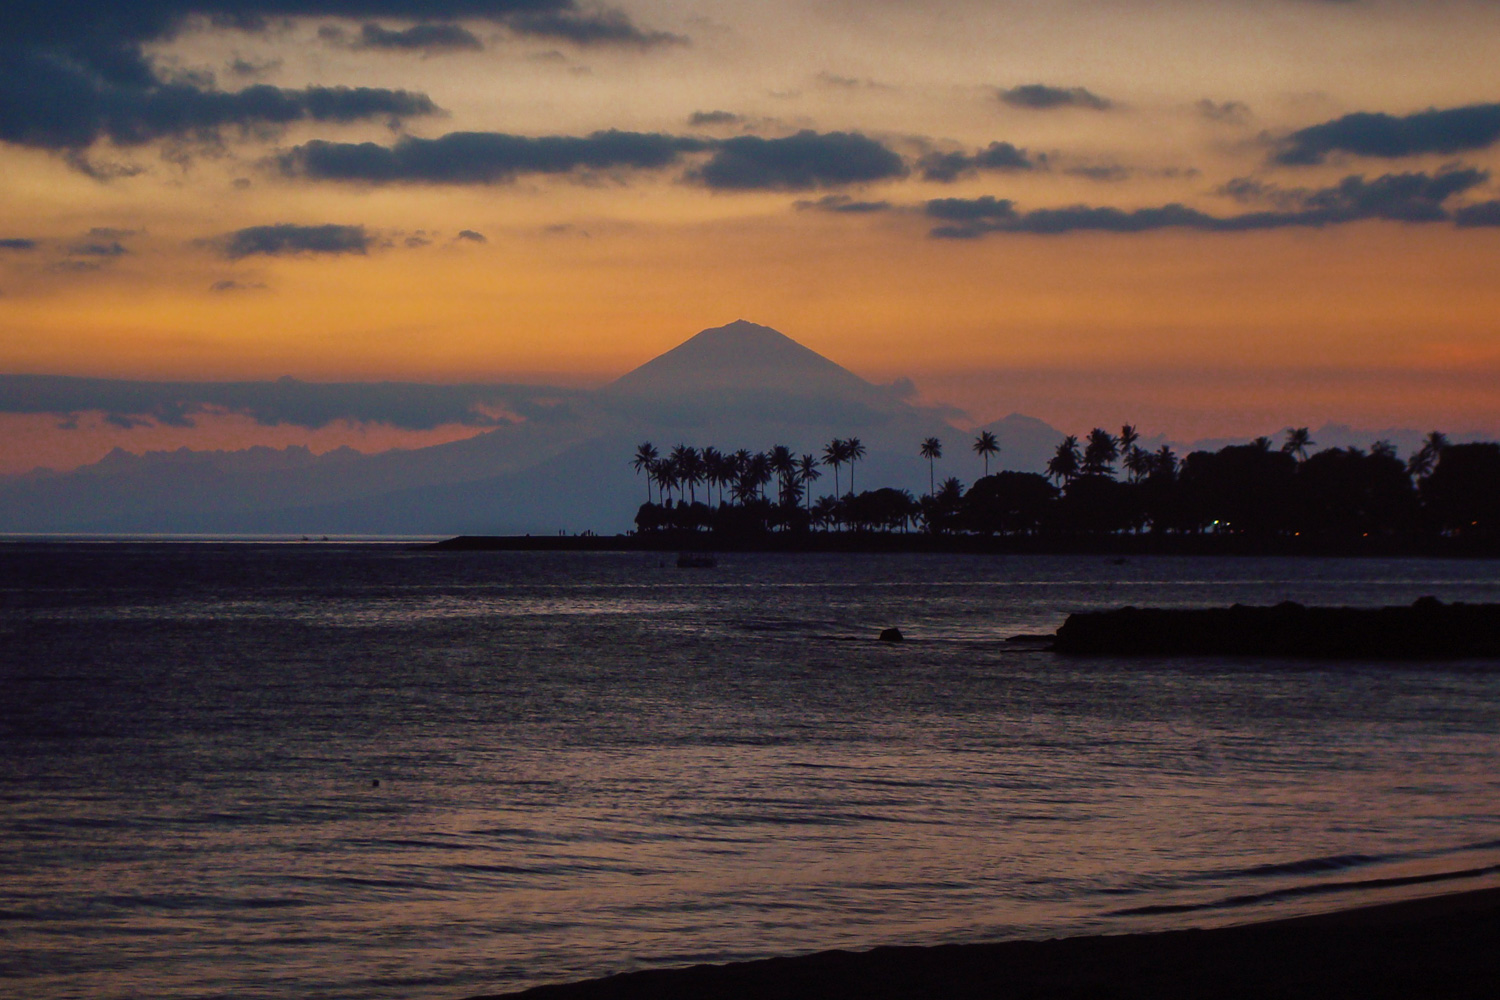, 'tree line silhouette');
631,428,1500,545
